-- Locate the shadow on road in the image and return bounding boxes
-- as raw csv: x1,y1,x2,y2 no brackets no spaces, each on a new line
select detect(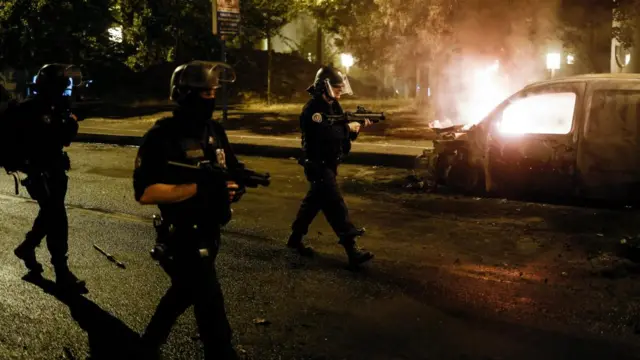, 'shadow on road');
22,273,142,360
282,251,640,359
